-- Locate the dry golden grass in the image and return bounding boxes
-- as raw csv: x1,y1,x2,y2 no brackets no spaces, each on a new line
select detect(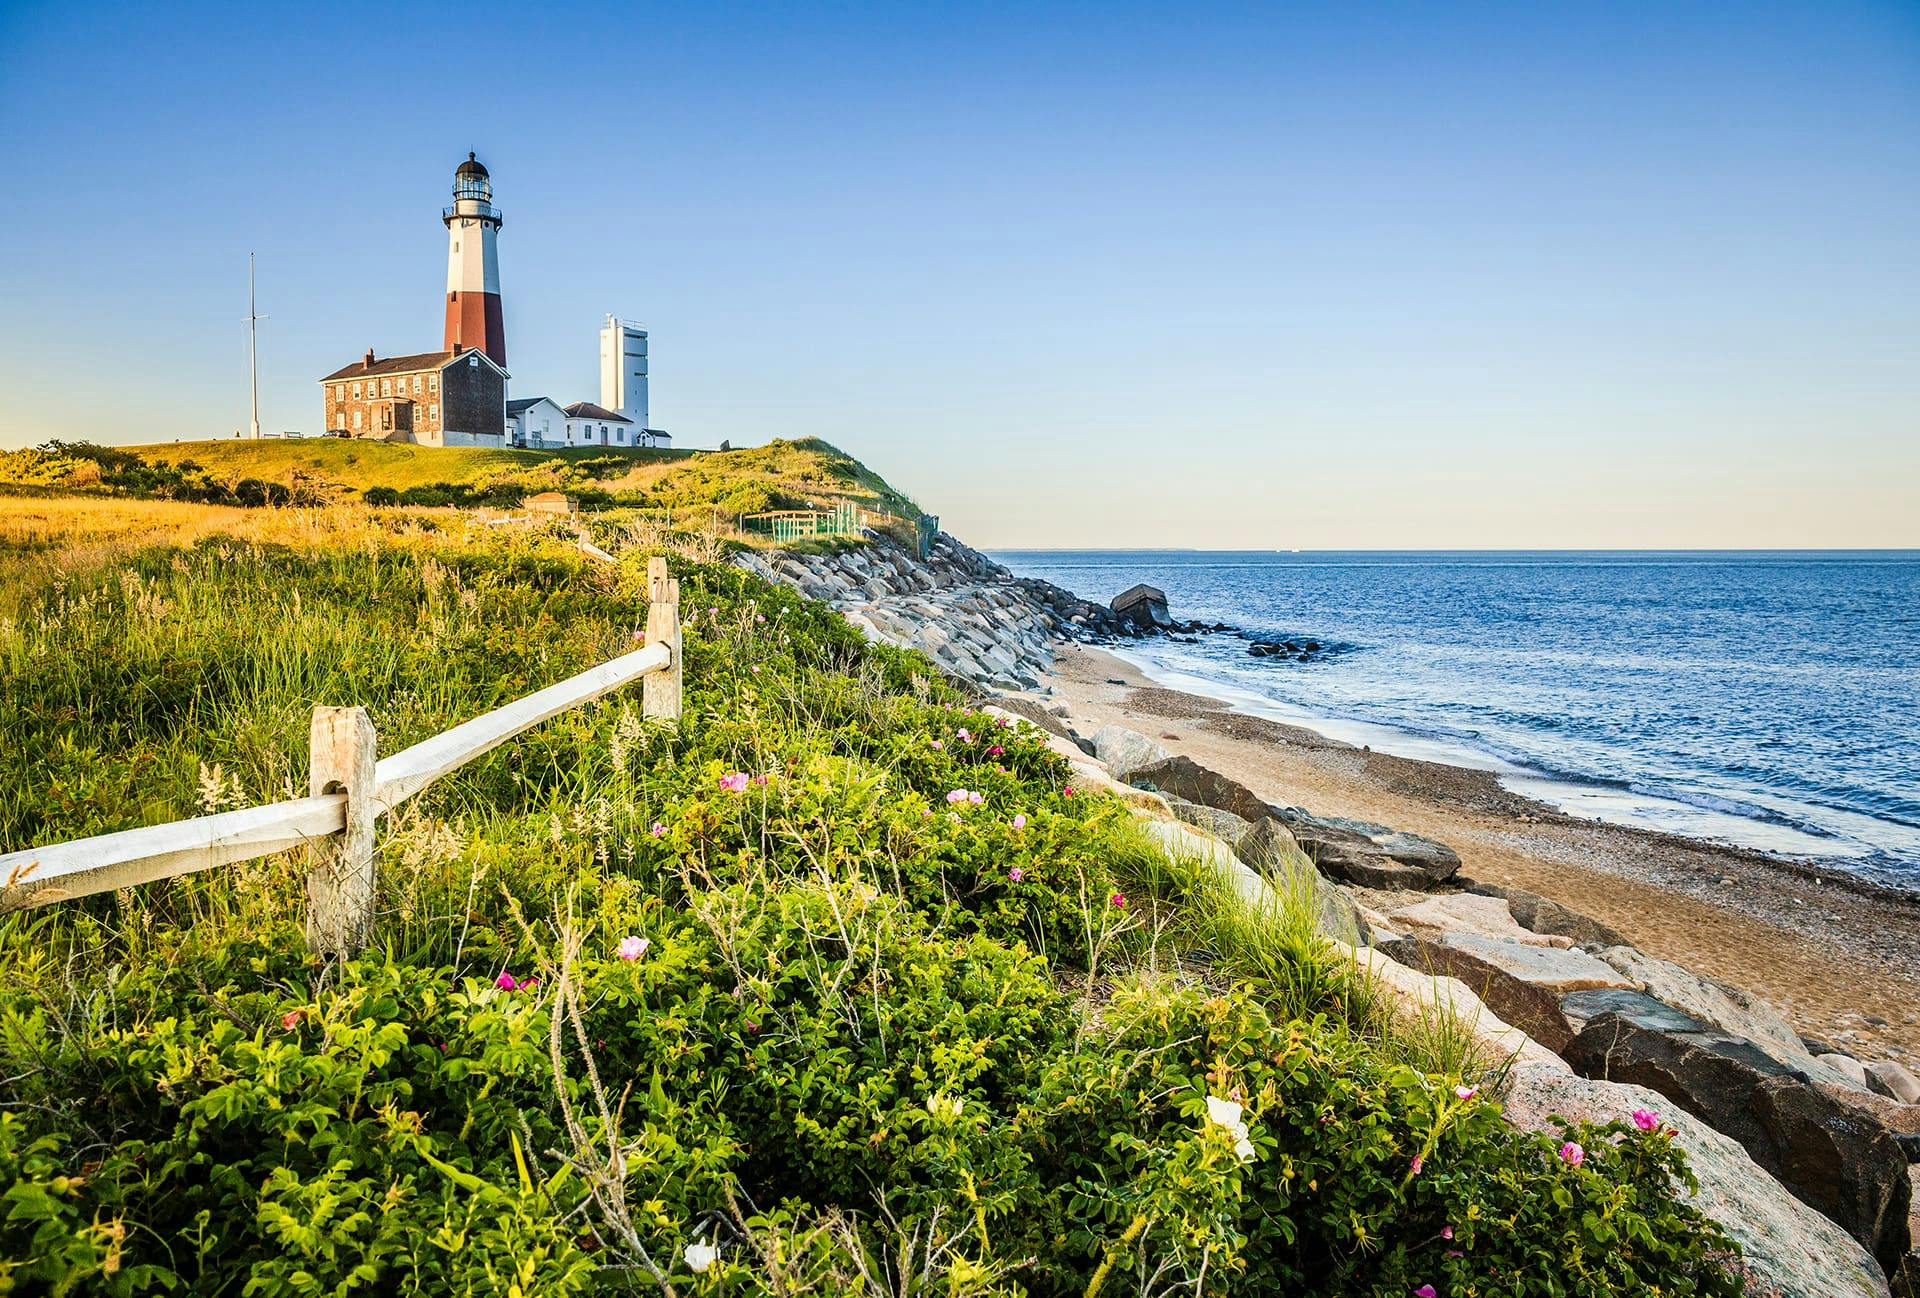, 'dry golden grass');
0,496,456,618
